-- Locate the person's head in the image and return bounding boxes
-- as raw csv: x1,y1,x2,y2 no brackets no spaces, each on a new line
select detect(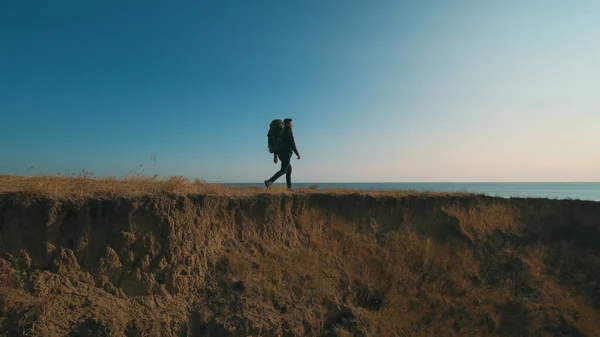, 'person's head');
283,118,293,128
